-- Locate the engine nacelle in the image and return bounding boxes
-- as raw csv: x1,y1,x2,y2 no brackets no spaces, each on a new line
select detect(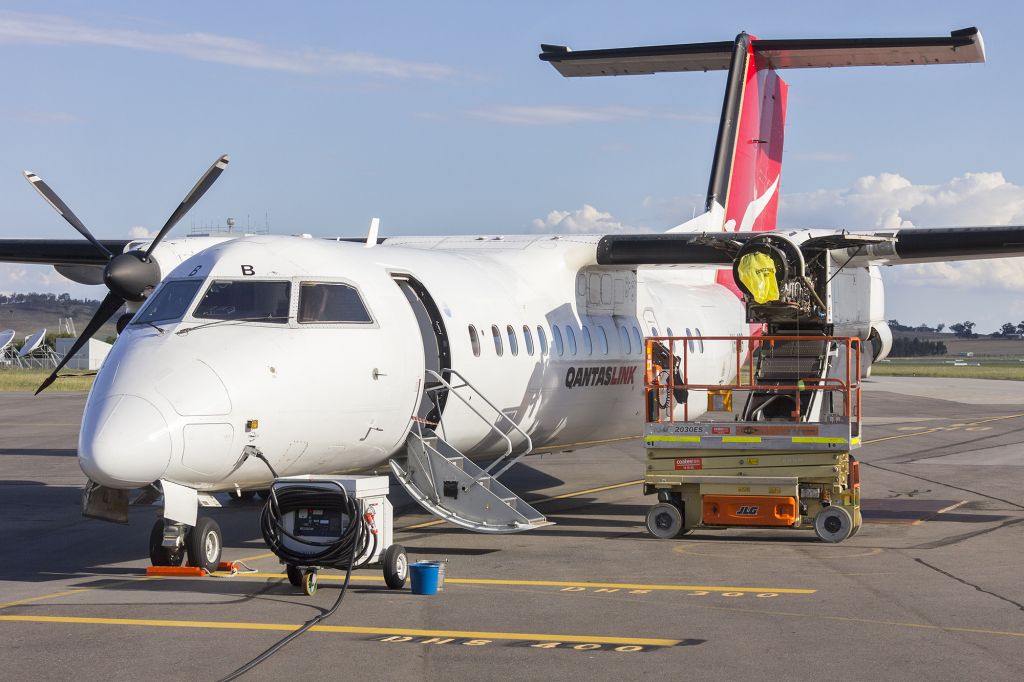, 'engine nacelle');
869,320,893,363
